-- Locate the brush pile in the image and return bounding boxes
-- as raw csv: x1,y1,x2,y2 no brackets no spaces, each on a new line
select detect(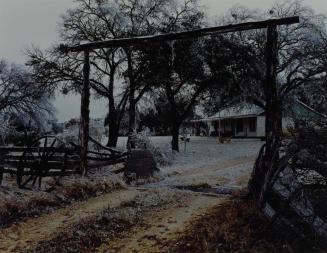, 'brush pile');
260,120,327,252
